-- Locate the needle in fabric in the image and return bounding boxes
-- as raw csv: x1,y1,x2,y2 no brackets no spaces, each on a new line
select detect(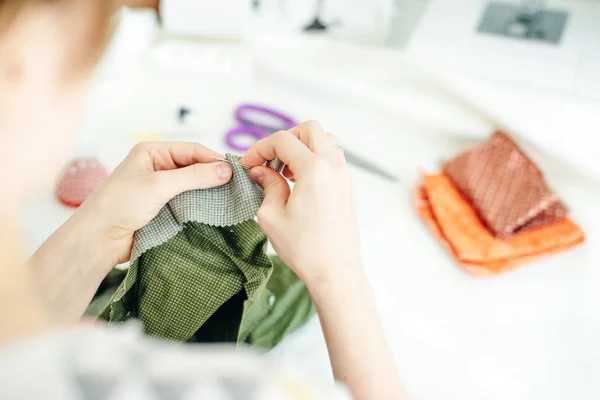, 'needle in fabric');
210,156,252,170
